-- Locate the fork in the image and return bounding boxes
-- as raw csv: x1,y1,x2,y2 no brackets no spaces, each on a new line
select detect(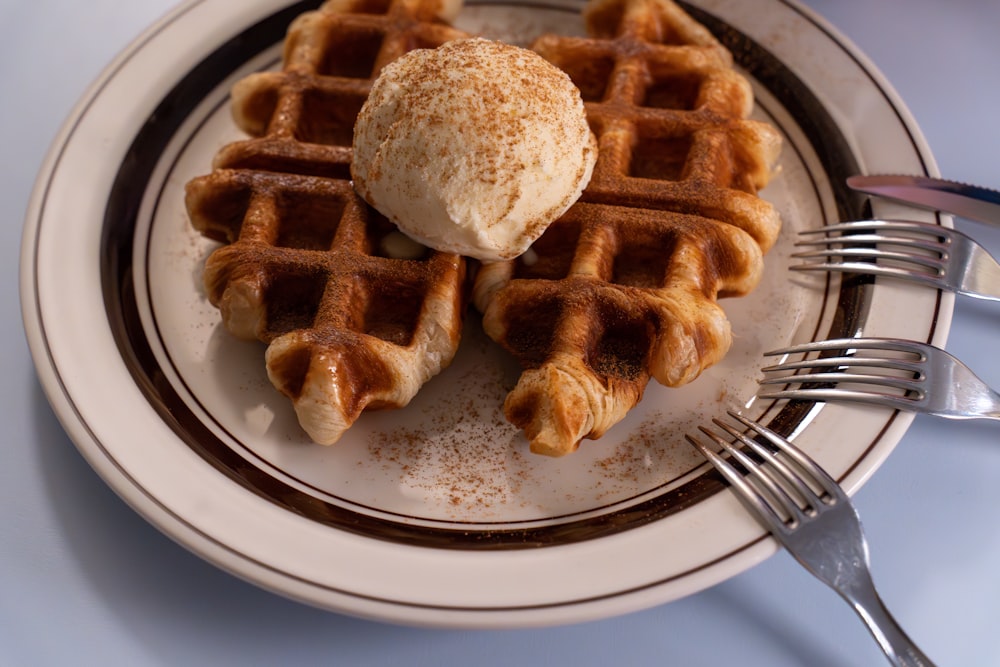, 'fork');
792,219,1000,301
758,337,1000,420
687,411,935,666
